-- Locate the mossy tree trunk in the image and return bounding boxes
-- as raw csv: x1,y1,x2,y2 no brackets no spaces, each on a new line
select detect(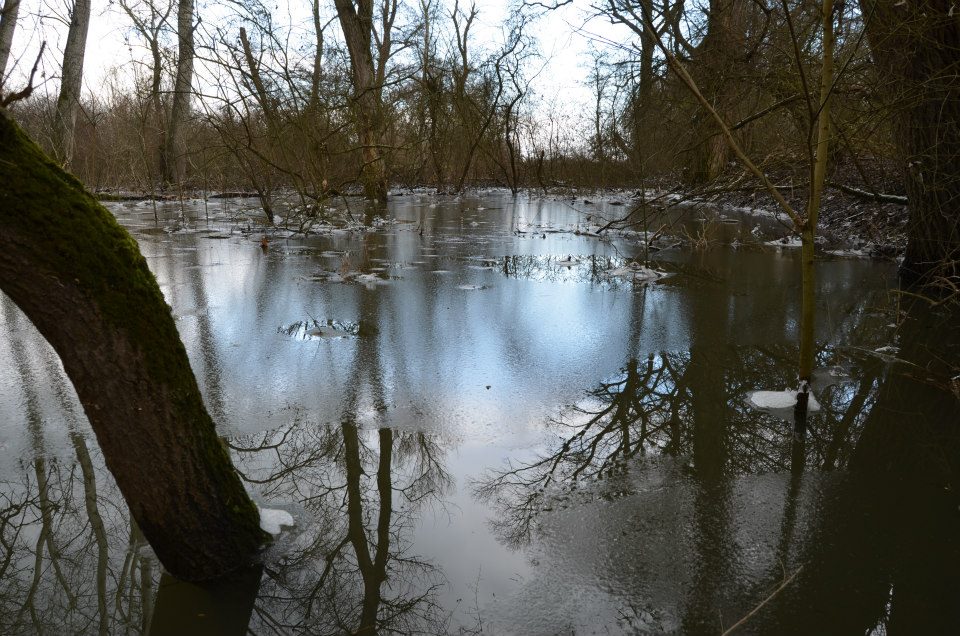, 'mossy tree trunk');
0,110,267,581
